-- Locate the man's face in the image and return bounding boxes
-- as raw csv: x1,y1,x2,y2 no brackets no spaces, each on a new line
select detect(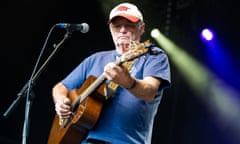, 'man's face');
109,17,144,54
